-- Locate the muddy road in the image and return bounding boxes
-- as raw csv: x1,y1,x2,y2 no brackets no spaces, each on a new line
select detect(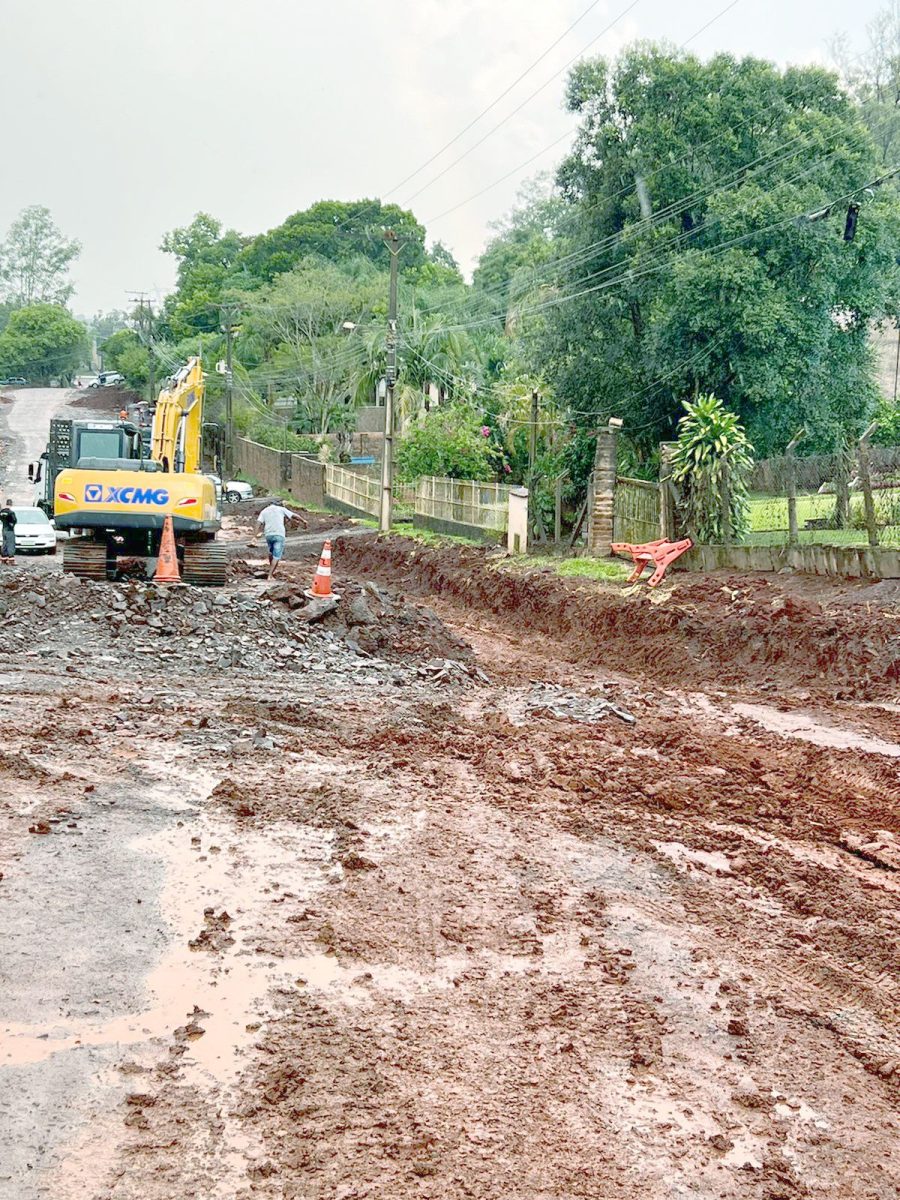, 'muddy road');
0,386,80,505
0,517,898,1198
